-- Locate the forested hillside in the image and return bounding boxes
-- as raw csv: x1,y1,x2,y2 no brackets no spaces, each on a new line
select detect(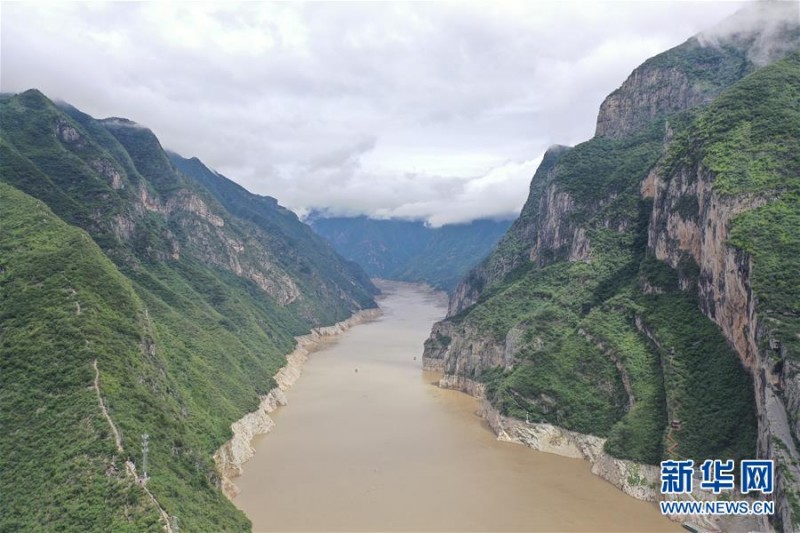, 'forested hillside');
0,90,377,531
311,216,511,291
